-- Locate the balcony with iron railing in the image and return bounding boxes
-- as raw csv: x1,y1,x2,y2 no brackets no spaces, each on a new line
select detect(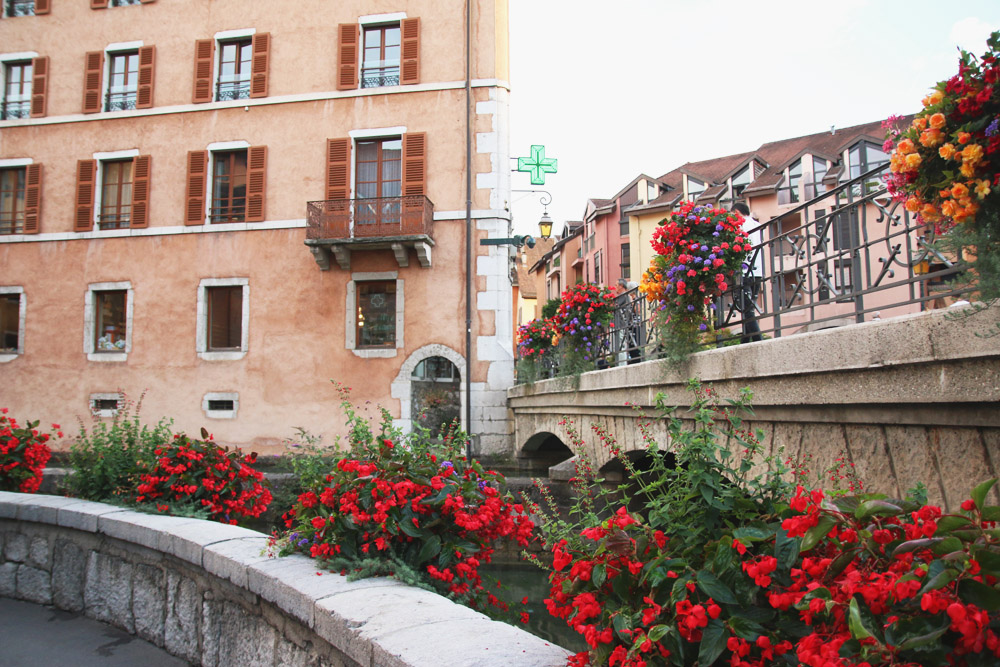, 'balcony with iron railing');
216,80,250,102
361,65,400,89
105,91,136,112
98,211,131,230
0,212,25,235
305,195,435,270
